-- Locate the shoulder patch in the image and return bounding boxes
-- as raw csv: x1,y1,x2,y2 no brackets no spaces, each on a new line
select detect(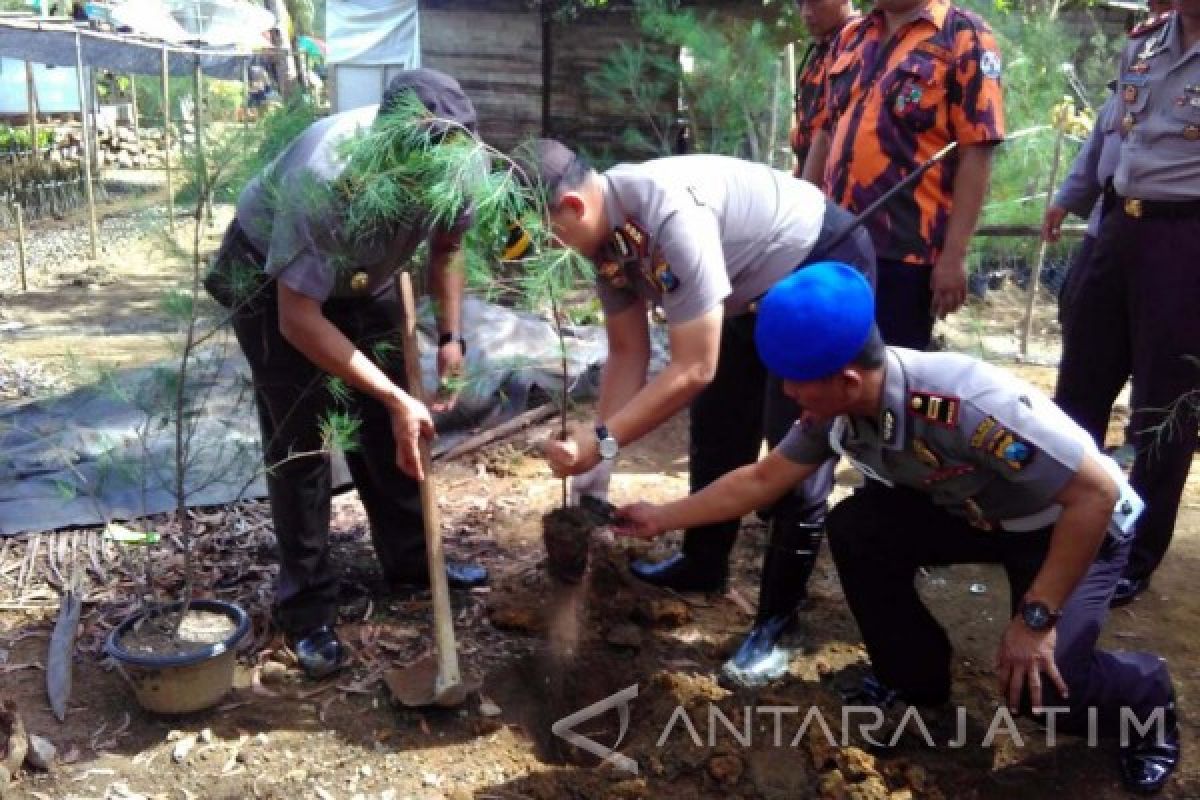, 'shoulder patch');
908,392,960,428
644,248,681,294
970,416,1035,470
980,50,1002,79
